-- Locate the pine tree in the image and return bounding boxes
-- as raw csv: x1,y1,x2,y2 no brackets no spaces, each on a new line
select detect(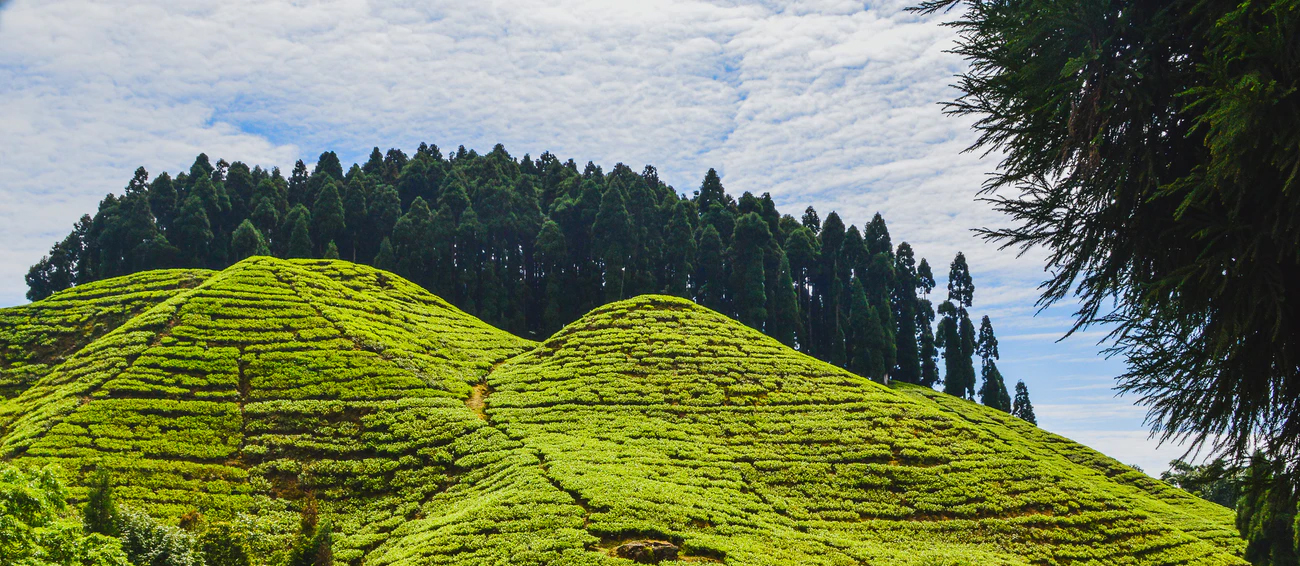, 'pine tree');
373,237,396,271
941,253,978,399
250,197,280,247
976,316,1010,411
1236,453,1298,566
392,197,434,286
172,194,213,265
892,243,922,384
1012,381,1037,425
730,212,770,330
369,186,402,244
83,468,119,537
535,219,569,333
148,172,178,233
592,183,631,303
324,241,340,259
947,252,974,309
313,150,343,180
311,181,346,255
847,278,874,379
918,299,940,388
342,179,368,261
864,213,892,257
937,301,972,398
287,214,313,259
696,168,726,210
230,219,270,260
979,361,1012,412
769,252,800,348
663,200,696,298
696,225,726,313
